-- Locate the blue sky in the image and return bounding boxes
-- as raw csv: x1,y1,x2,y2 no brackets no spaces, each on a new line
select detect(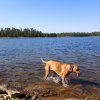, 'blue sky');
0,0,100,33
